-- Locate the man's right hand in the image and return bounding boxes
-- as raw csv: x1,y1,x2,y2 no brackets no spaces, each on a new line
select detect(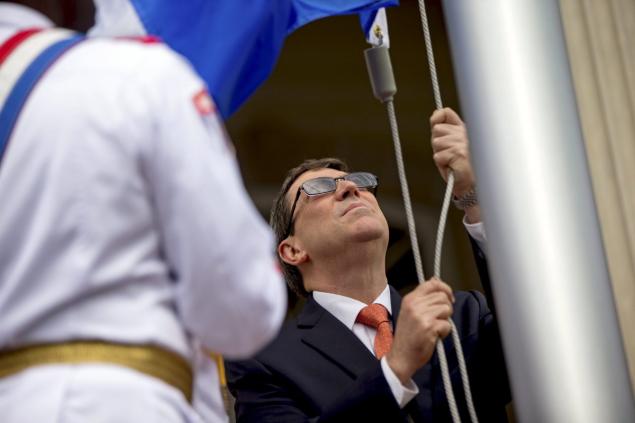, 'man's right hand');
386,278,455,384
